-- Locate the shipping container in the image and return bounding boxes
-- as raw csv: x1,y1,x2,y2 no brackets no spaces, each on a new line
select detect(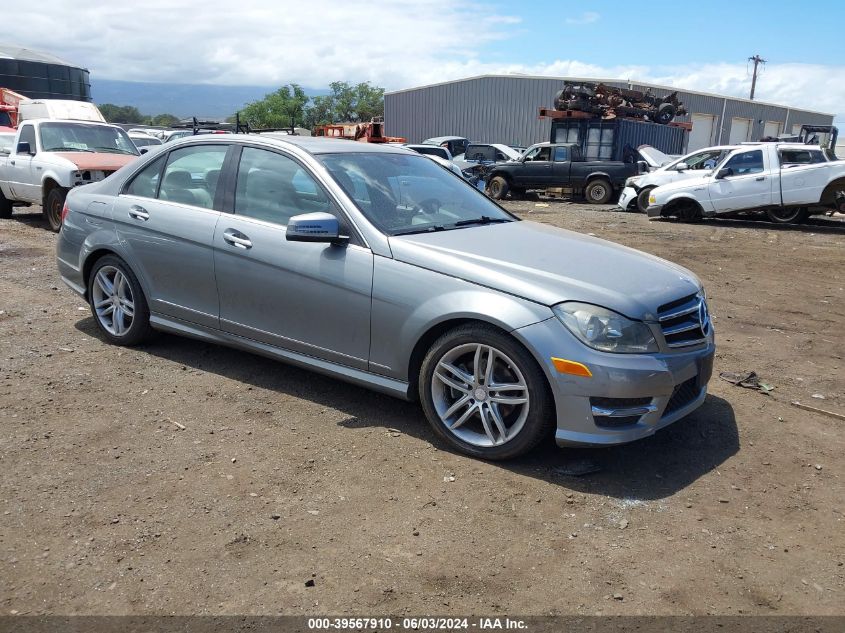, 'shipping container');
550,118,688,162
